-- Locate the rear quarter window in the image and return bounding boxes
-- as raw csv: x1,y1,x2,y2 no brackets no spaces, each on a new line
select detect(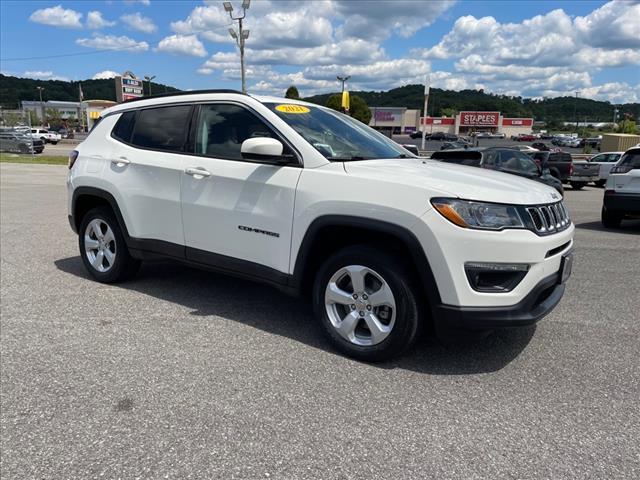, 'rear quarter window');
112,111,136,143
431,151,482,167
